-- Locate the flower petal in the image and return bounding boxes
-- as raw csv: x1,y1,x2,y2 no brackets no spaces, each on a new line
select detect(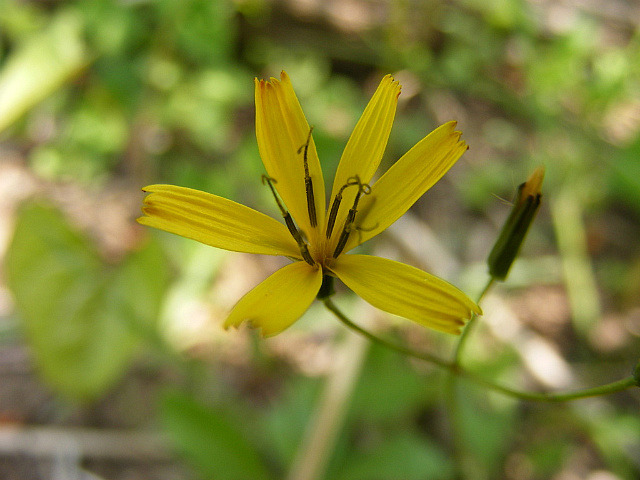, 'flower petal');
224,261,323,336
343,121,467,252
255,71,325,242
329,254,480,334
326,75,401,248
138,184,301,258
